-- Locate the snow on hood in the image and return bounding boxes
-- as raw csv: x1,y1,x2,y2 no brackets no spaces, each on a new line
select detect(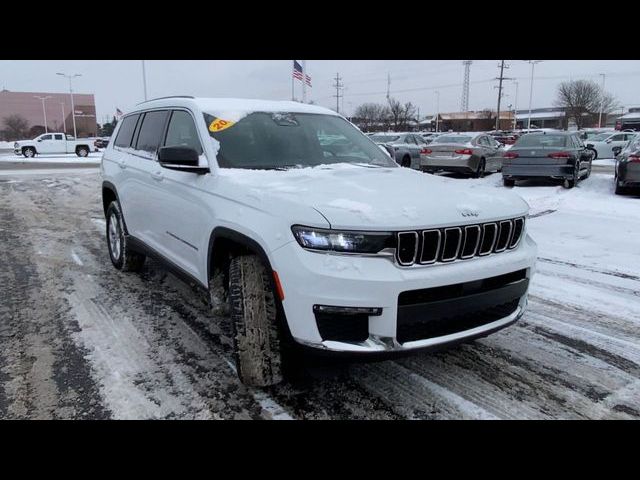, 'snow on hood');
218,164,529,230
